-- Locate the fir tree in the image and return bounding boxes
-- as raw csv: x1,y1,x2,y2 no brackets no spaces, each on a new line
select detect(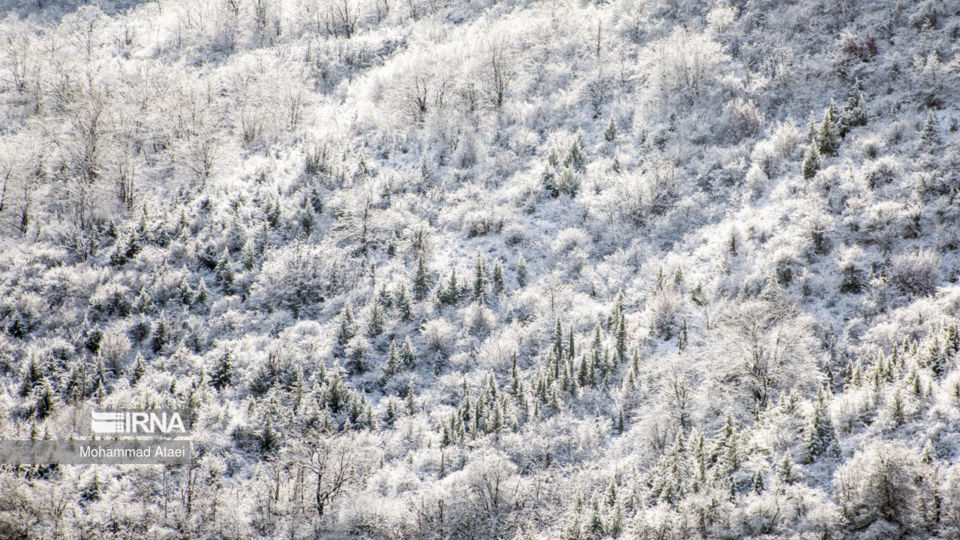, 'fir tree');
151,313,170,354
921,110,939,145
405,380,417,415
400,337,418,368
491,259,504,296
335,302,356,353
211,350,233,390
34,377,55,419
413,252,431,301
382,340,403,380
805,385,834,461
777,452,797,484
366,303,383,337
816,105,838,156
131,352,146,385
215,248,234,293
516,254,528,287
802,142,820,180
472,252,487,303
396,283,413,321
604,117,617,142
